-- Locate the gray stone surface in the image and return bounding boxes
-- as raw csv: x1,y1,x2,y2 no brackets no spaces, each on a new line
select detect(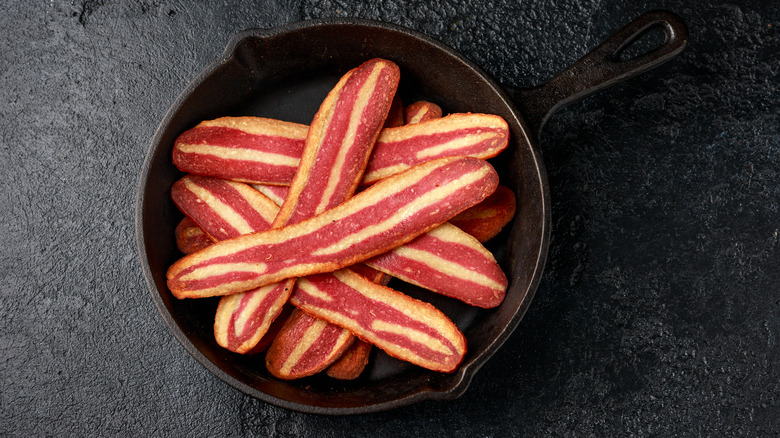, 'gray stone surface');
1,0,777,436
